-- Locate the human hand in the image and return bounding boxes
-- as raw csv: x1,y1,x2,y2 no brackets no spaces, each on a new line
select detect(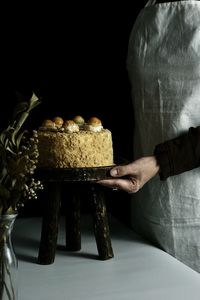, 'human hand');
97,156,160,193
